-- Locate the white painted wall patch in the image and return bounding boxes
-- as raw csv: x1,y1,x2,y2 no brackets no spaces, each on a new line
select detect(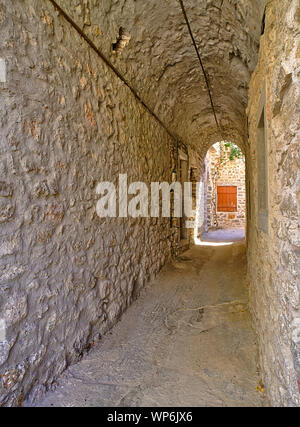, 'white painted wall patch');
0,59,7,83
0,319,6,342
